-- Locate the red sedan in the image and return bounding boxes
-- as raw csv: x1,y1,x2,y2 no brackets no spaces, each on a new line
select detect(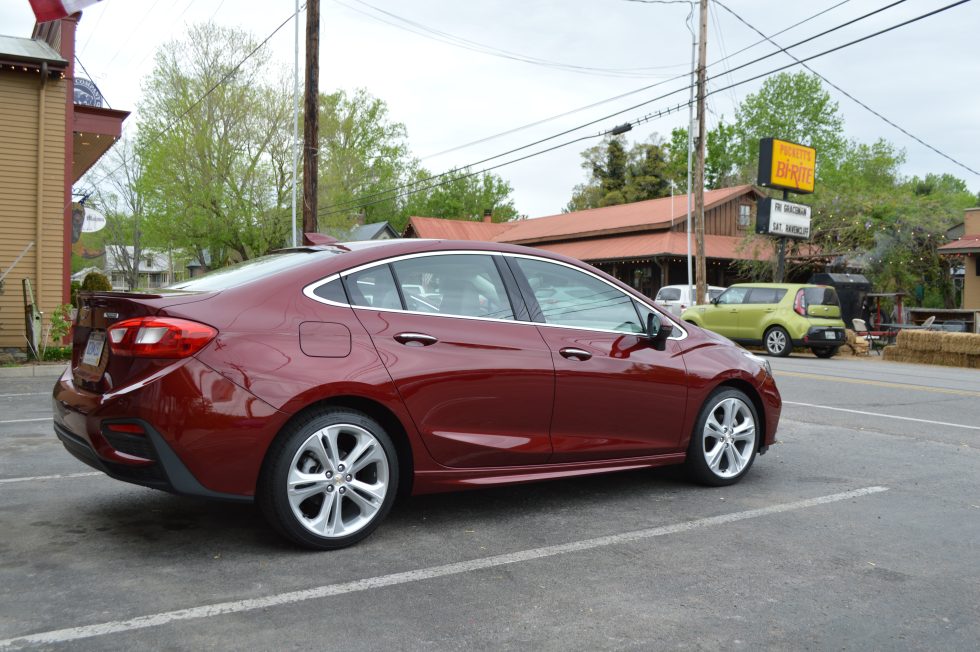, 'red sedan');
54,239,781,549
